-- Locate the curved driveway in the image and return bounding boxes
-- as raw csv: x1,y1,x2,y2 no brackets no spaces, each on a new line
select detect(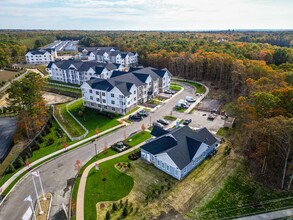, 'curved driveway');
0,84,196,220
